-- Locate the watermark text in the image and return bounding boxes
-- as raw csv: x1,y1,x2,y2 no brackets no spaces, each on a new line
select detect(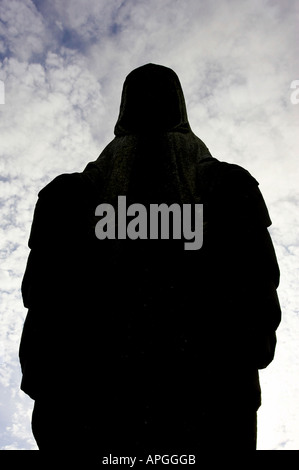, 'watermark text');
0,80,4,104
95,196,203,250
290,80,299,104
